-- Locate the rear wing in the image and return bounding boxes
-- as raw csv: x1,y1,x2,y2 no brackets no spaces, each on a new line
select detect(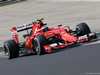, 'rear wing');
11,22,33,32
11,22,34,43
